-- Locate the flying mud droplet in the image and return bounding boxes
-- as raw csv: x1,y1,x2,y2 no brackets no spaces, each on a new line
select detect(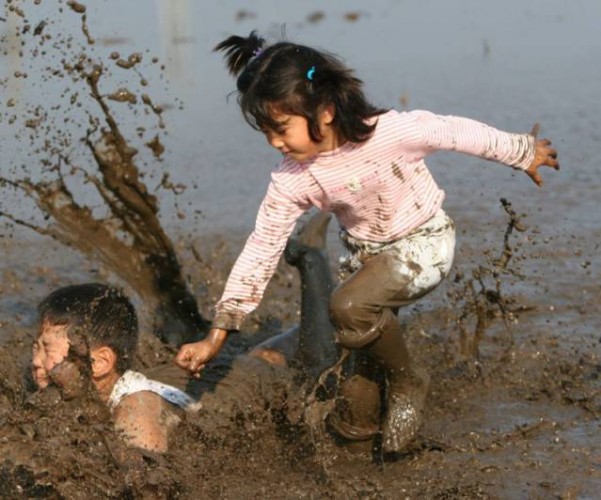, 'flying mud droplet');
33,20,46,36
107,88,137,104
146,134,165,159
116,53,143,69
307,11,325,24
67,1,87,14
141,93,165,129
